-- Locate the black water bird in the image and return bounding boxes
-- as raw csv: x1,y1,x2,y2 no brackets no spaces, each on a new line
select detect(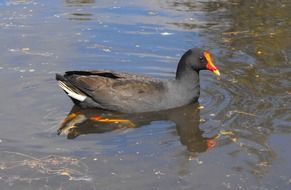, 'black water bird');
56,48,220,113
